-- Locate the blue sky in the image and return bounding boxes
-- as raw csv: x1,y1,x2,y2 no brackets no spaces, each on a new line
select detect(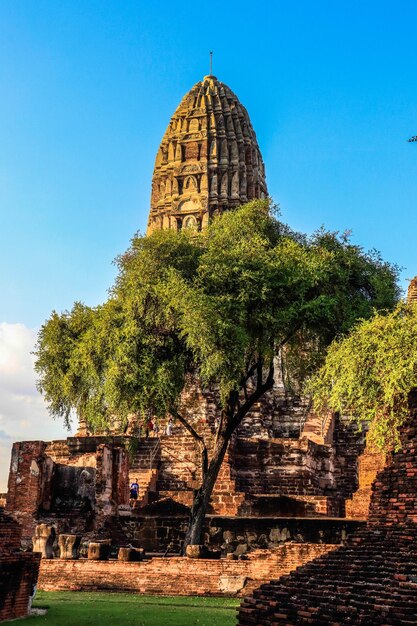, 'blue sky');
1,0,417,327
0,1,417,486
